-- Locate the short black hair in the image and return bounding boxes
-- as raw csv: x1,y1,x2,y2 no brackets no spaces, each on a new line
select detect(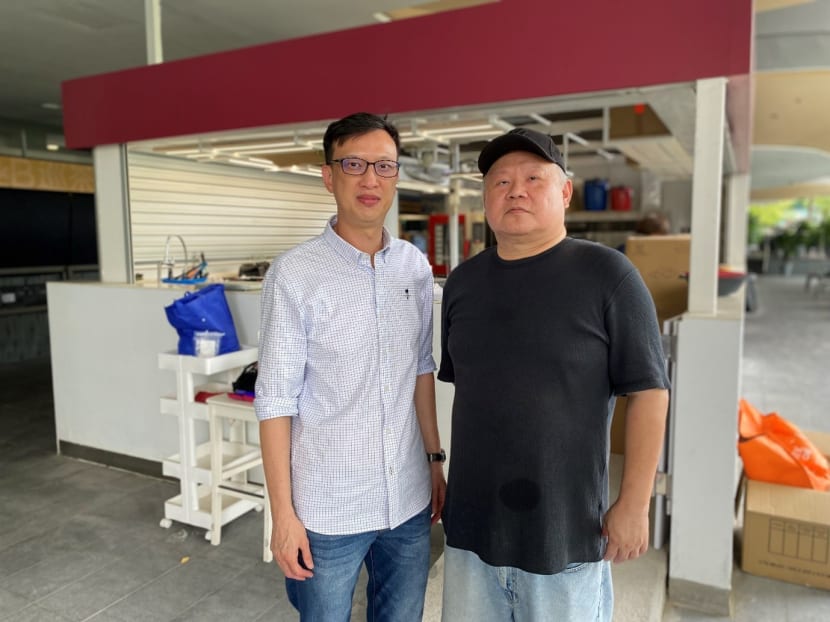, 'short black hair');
323,112,400,163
